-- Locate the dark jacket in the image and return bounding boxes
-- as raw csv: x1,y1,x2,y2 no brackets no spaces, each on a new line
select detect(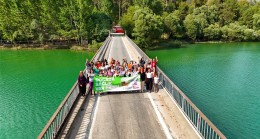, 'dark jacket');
139,59,145,67
140,72,146,81
78,75,87,86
